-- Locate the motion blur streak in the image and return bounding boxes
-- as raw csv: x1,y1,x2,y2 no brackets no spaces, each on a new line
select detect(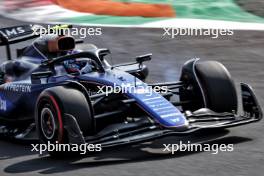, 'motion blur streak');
53,0,175,17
